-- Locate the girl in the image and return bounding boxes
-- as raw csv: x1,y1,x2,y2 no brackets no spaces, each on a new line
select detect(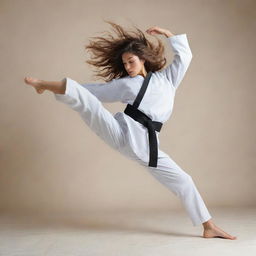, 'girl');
24,21,236,239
